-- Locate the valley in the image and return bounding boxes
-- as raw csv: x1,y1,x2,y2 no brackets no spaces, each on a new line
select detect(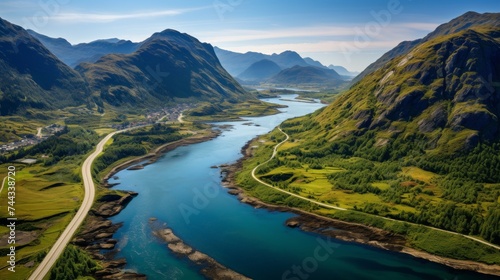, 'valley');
0,4,499,280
